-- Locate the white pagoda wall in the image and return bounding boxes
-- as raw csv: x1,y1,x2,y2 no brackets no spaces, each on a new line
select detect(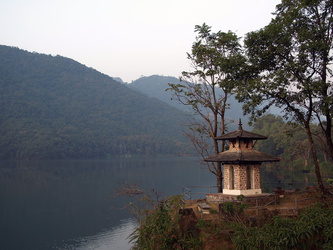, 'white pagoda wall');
223,164,262,195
